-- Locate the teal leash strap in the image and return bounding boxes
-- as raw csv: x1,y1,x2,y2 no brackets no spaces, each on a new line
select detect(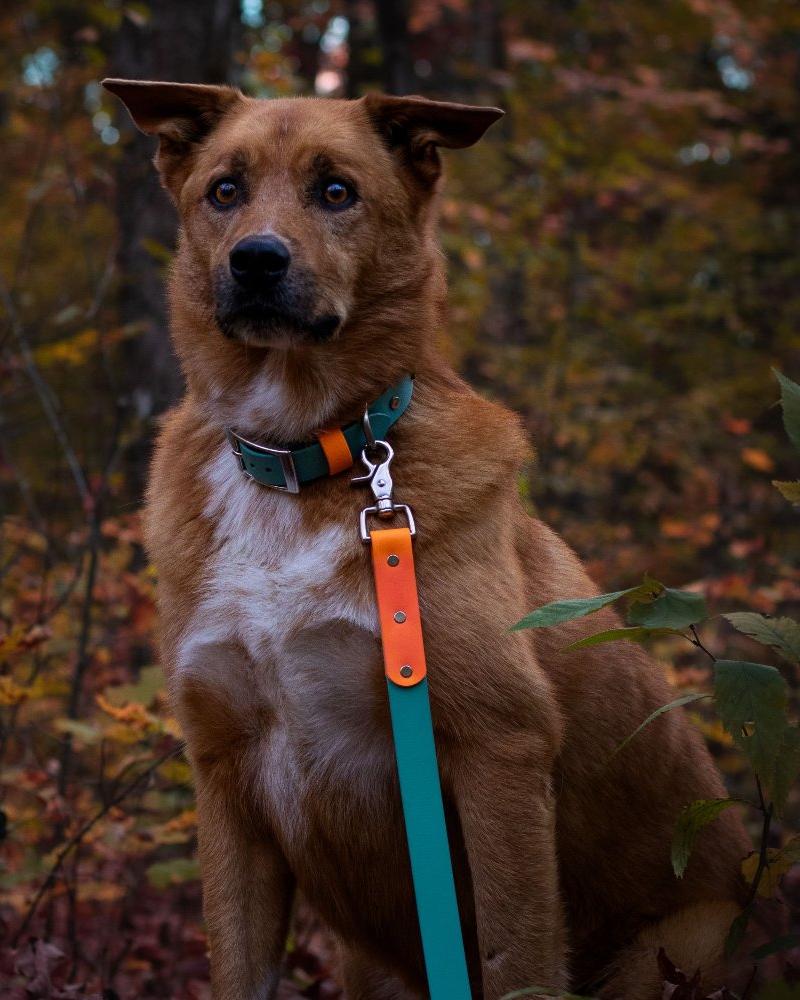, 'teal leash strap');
367,510,471,1000
387,678,473,999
